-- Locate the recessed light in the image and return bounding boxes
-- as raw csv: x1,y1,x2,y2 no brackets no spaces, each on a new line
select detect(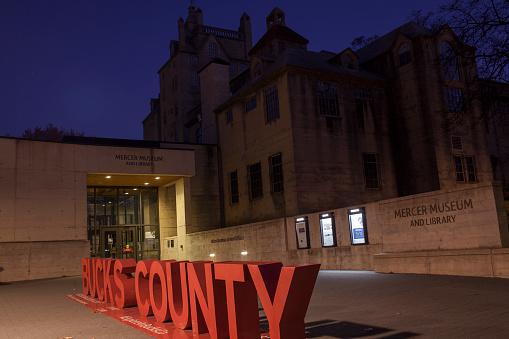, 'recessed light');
144,182,149,185
133,188,138,191
209,253,215,257
241,251,248,255
125,192,129,195
106,176,111,179
155,177,160,180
